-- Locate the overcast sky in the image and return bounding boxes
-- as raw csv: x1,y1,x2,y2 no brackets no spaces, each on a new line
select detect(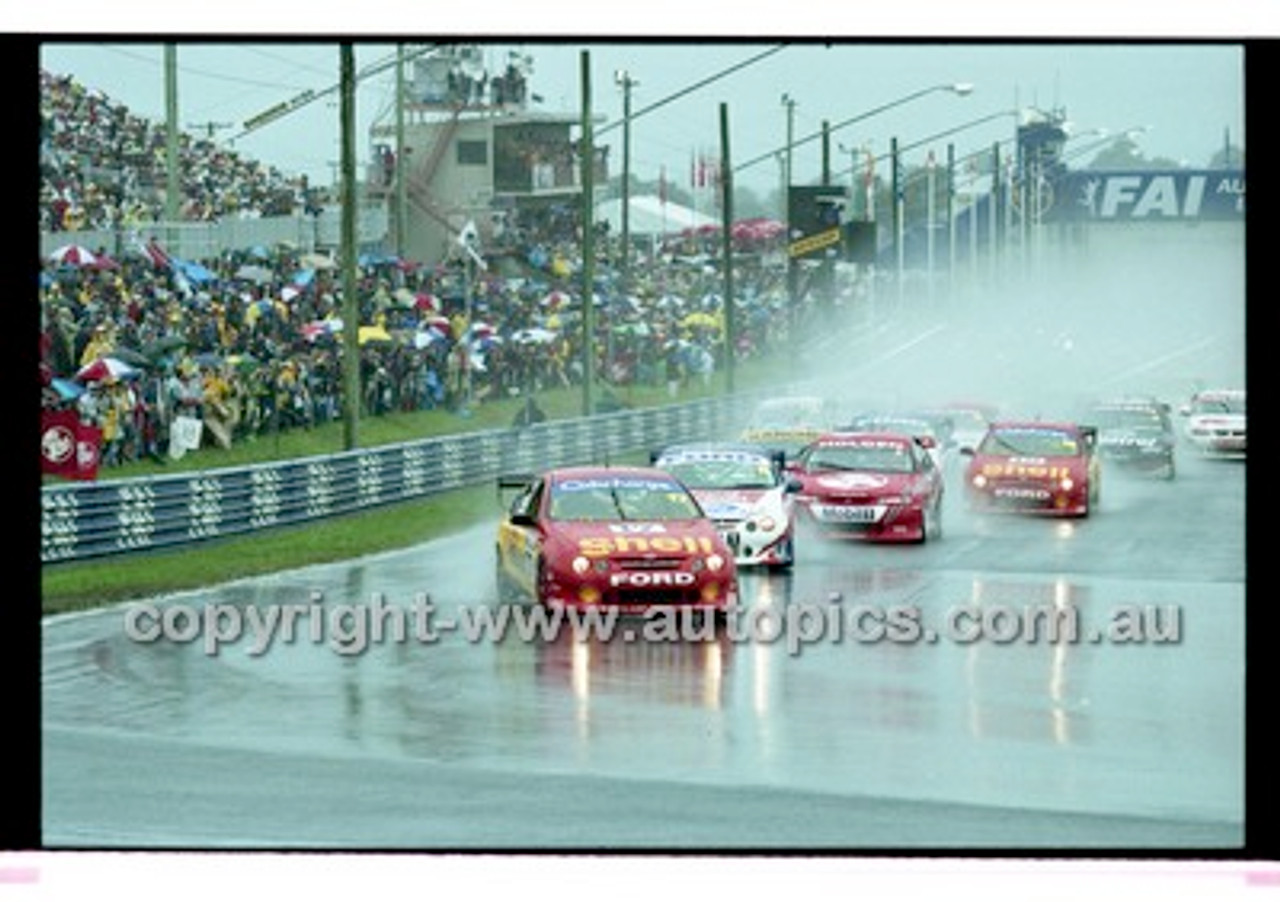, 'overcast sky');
38,36,1248,198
